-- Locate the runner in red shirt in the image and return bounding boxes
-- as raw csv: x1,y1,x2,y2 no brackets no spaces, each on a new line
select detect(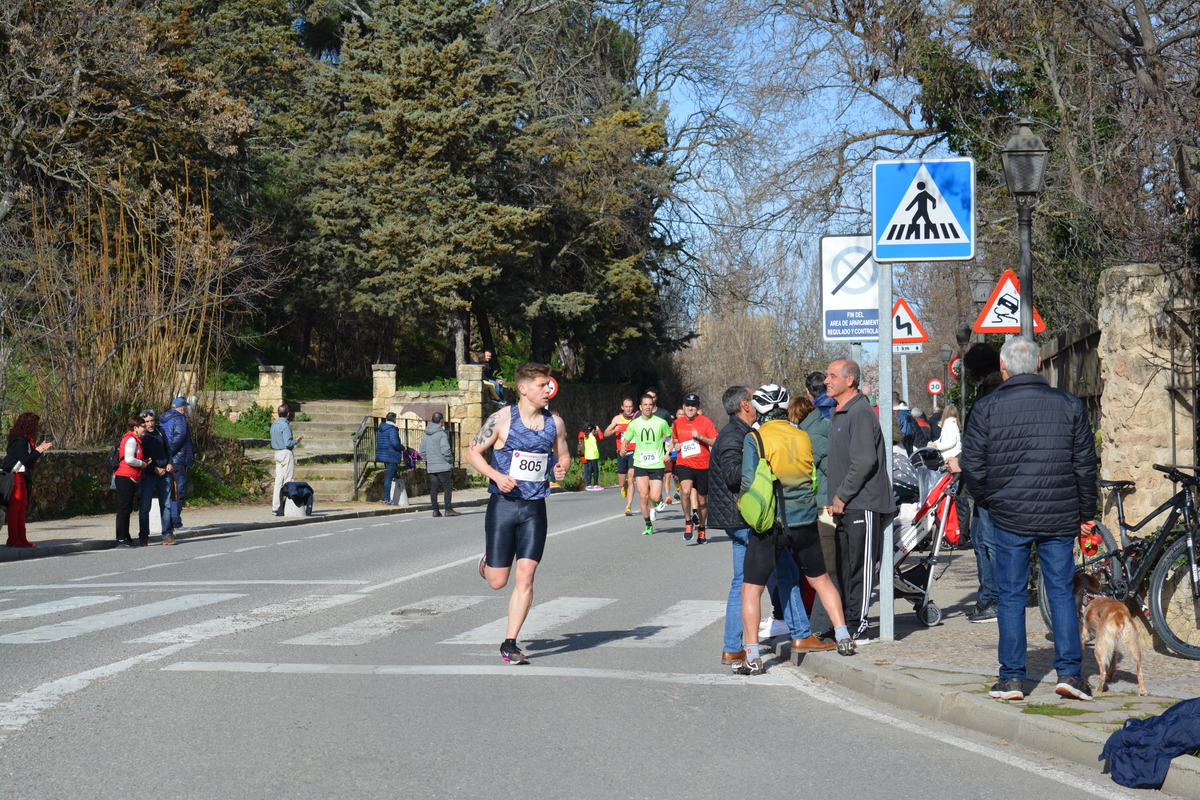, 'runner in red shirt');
604,398,639,515
671,393,718,543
